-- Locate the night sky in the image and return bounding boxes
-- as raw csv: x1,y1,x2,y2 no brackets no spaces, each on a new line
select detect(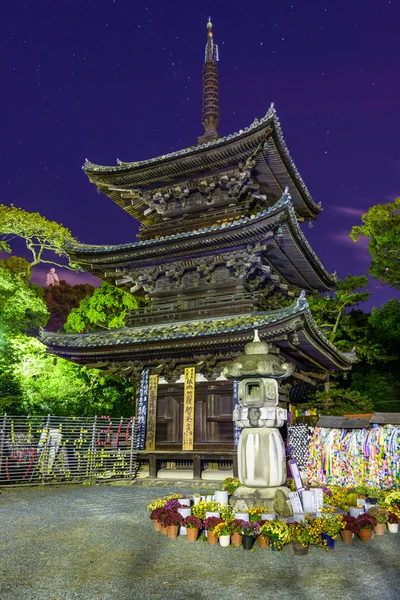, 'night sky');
2,0,399,309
